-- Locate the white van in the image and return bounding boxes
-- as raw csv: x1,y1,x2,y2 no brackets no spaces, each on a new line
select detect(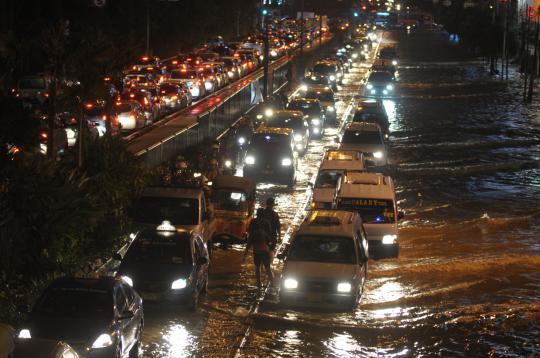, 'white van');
278,210,369,310
335,172,403,258
312,150,365,209
339,122,387,166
